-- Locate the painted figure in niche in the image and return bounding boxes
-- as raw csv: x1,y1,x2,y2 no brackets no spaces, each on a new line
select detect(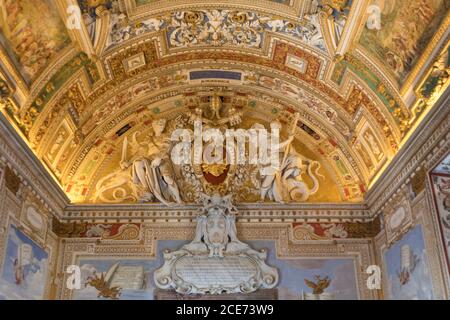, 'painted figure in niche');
437,177,450,211
0,79,10,100
363,130,383,161
355,141,373,171
120,119,183,205
48,128,69,162
77,0,120,40
306,0,351,44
